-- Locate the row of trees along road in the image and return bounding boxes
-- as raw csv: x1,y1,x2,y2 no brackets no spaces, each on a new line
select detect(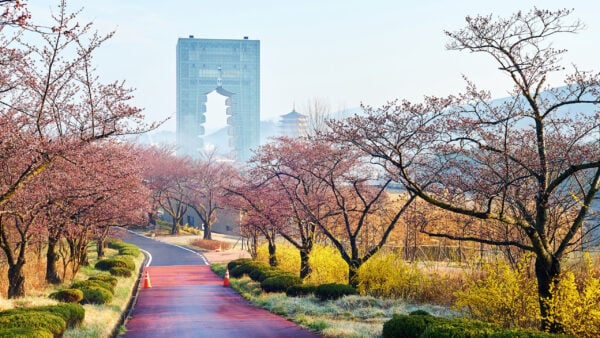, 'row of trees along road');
0,1,154,298
225,8,599,334
328,8,600,332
